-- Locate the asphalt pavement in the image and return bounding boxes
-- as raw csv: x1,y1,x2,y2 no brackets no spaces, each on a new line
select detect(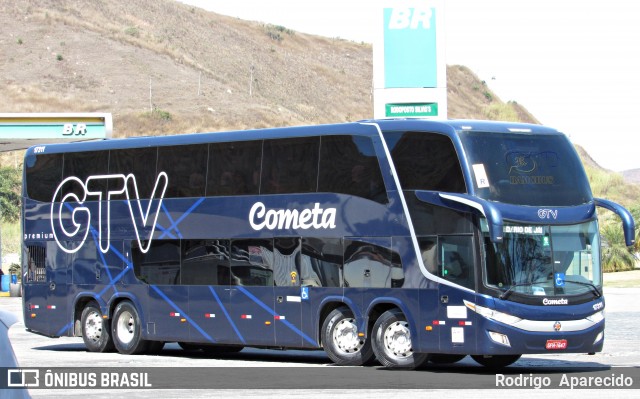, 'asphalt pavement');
1,286,639,398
